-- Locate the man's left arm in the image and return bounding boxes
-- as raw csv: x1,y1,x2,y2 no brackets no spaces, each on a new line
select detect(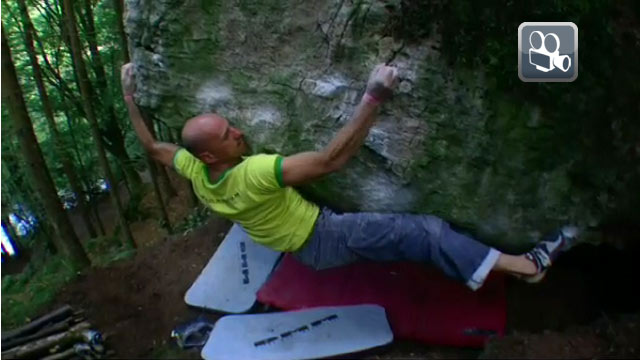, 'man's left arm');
280,64,397,186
